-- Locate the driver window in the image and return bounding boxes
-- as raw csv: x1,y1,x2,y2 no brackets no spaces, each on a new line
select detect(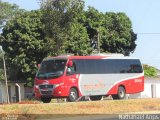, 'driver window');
67,62,76,75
